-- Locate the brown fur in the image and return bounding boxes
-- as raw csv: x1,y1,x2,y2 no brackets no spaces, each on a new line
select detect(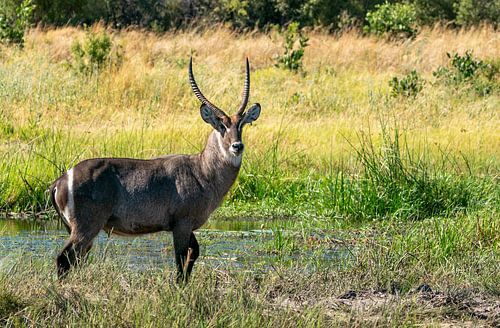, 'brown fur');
50,105,261,281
